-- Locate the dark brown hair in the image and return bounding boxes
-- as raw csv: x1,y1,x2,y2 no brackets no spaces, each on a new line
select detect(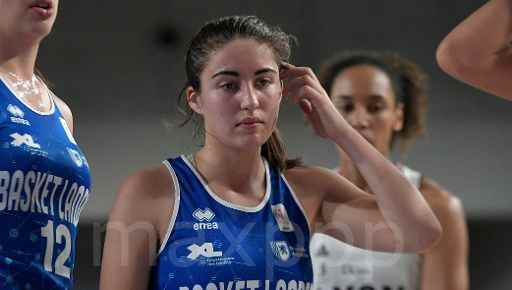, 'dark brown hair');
178,15,301,171
319,50,428,151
